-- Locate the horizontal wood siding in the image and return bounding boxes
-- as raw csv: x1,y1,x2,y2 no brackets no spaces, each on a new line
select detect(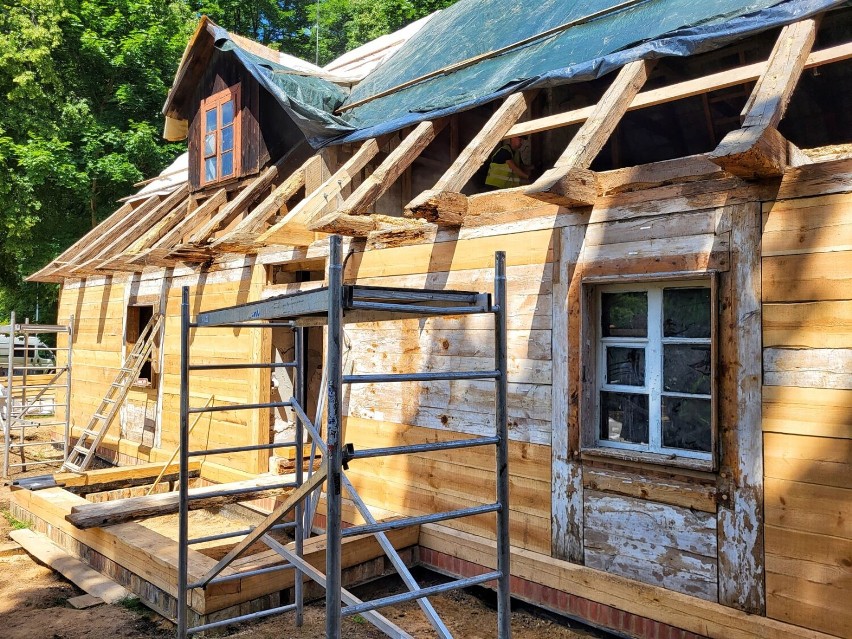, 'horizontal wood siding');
342,229,556,553
762,191,852,639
